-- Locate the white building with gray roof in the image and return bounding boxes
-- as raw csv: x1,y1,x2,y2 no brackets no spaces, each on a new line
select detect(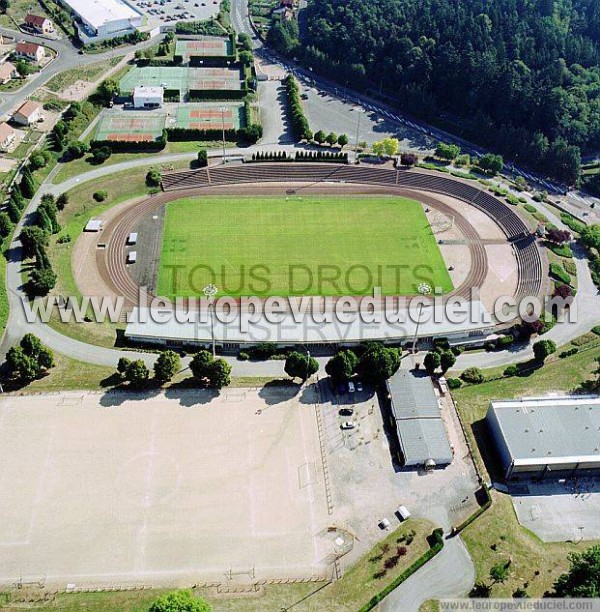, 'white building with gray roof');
486,396,600,480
